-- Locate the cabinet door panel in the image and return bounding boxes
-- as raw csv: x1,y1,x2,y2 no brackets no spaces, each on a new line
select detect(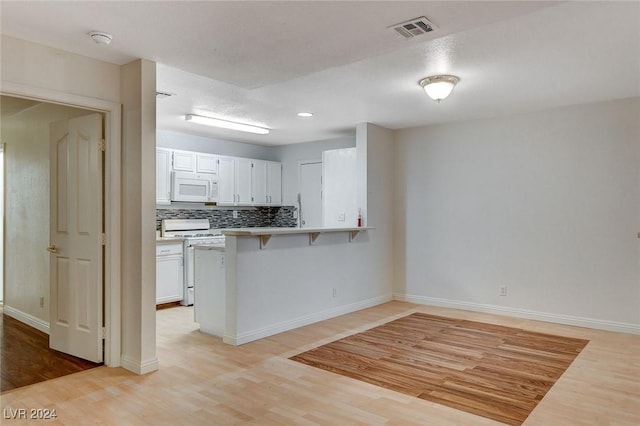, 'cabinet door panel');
173,151,196,172
218,157,236,205
236,158,253,205
267,161,282,205
156,255,184,304
197,154,218,174
252,160,268,205
156,148,172,205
